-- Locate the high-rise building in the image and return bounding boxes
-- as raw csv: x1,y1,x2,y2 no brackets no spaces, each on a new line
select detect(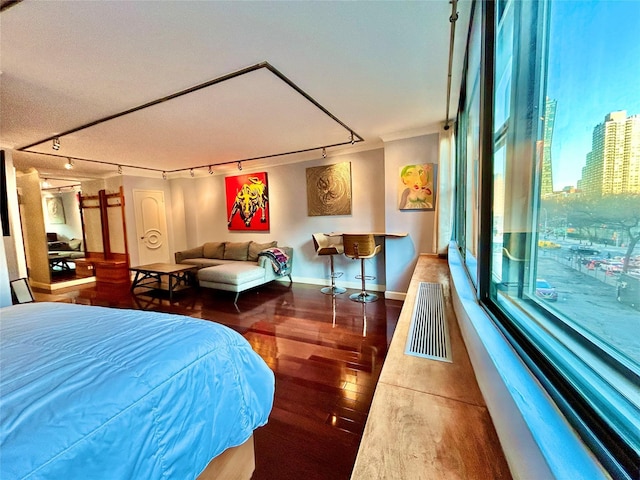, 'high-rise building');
541,98,556,197
580,111,640,195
